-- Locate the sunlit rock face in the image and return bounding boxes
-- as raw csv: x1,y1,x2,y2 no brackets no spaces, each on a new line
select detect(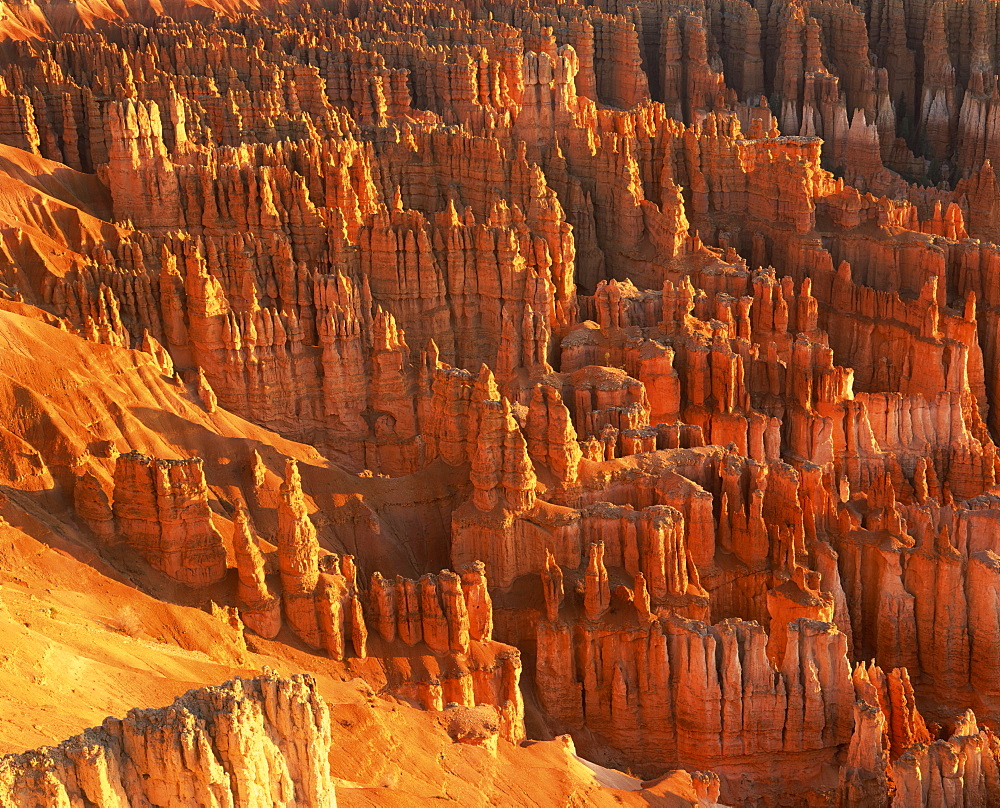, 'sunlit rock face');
4,0,1000,804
